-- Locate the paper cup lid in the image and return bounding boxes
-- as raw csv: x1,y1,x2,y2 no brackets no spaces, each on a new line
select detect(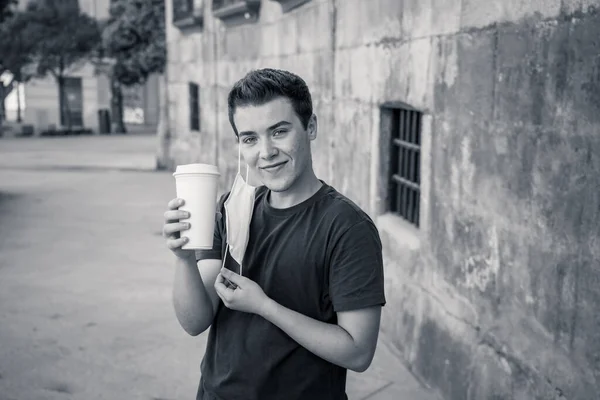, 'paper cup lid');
173,163,220,176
